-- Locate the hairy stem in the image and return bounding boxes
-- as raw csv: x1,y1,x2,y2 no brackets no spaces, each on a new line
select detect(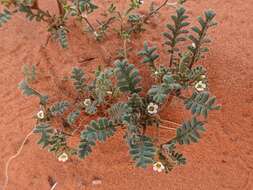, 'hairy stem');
56,0,64,16
123,38,128,59
144,0,177,23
